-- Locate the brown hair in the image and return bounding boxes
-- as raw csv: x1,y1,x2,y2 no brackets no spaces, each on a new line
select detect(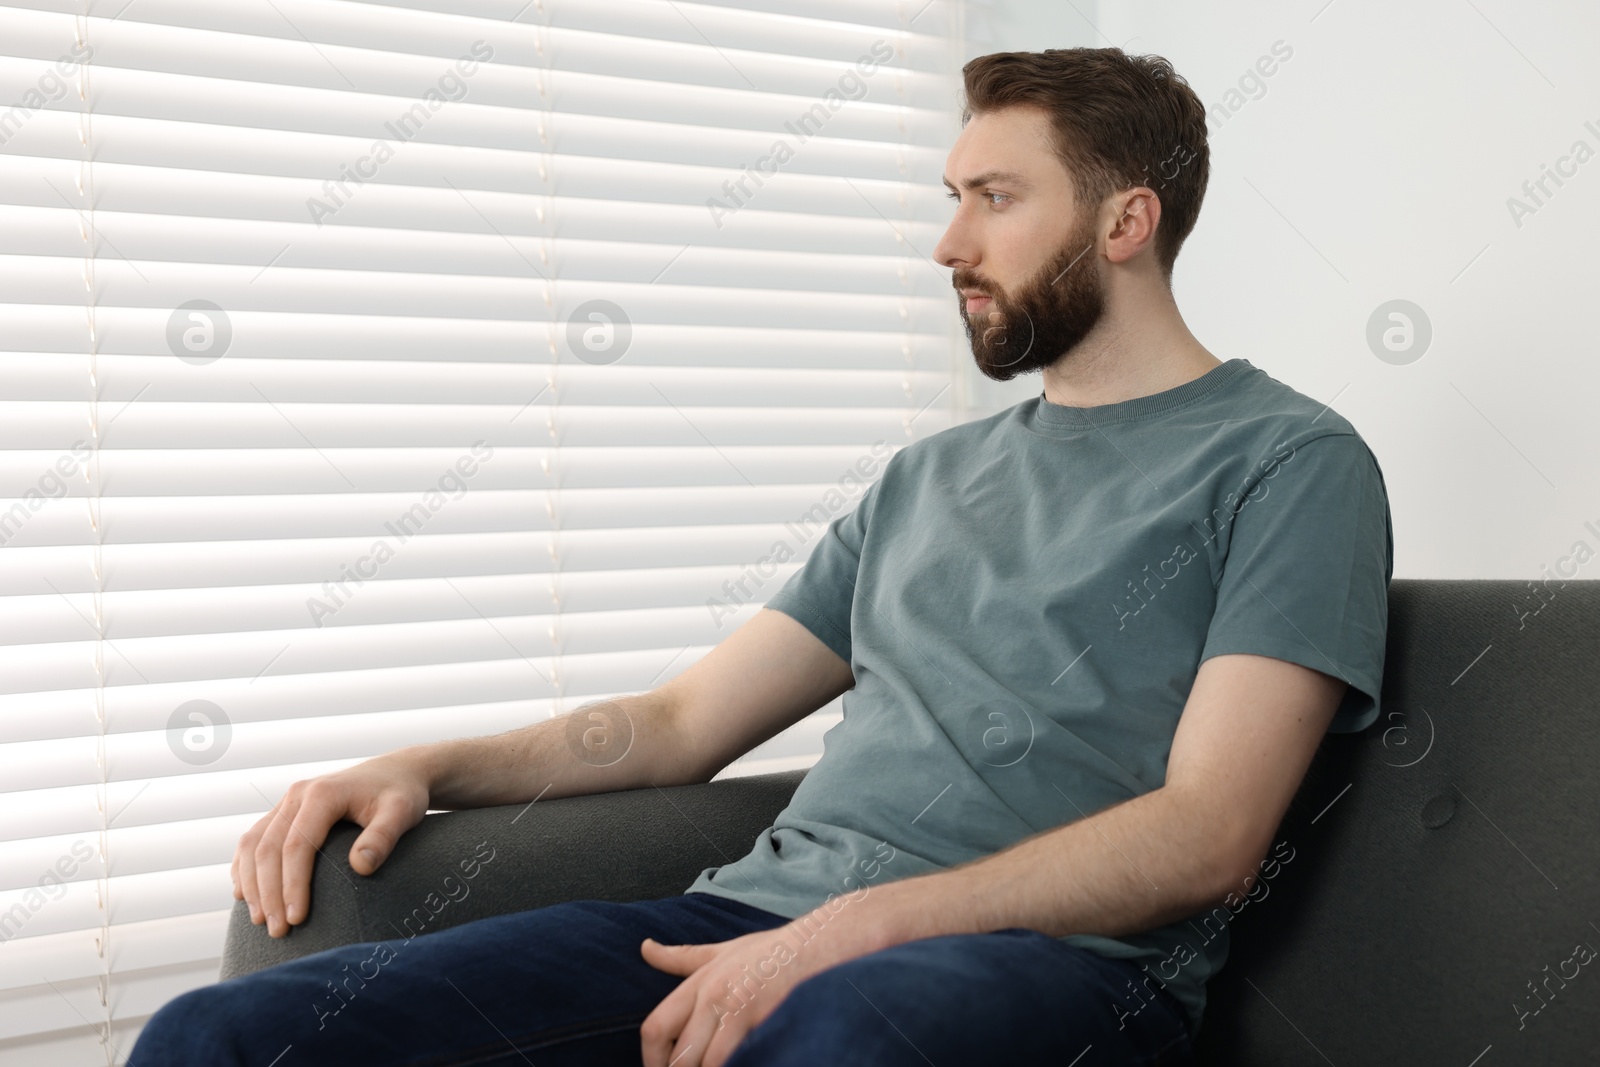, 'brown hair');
960,48,1210,278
